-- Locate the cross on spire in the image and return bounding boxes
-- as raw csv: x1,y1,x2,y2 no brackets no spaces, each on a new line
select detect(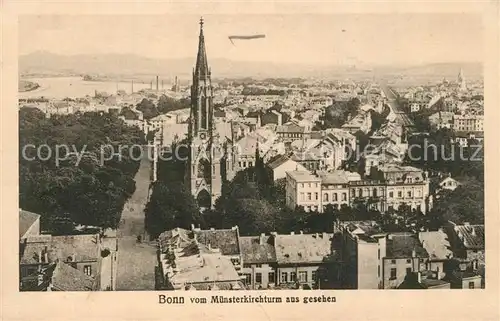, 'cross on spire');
200,16,204,28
